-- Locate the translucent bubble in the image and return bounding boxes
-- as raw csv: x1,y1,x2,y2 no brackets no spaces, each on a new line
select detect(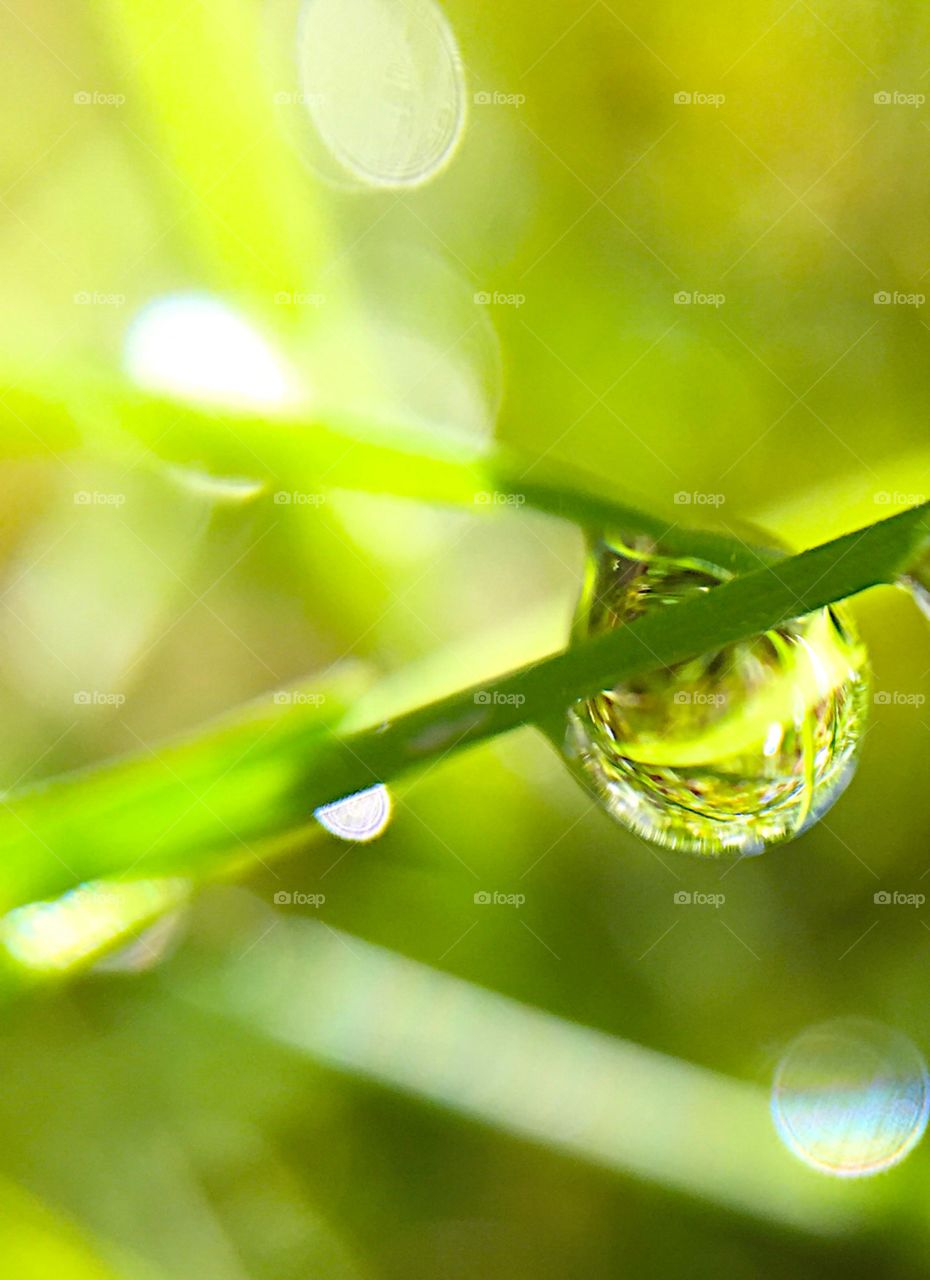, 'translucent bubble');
314,783,392,841
772,1019,929,1177
563,534,870,856
297,0,466,188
